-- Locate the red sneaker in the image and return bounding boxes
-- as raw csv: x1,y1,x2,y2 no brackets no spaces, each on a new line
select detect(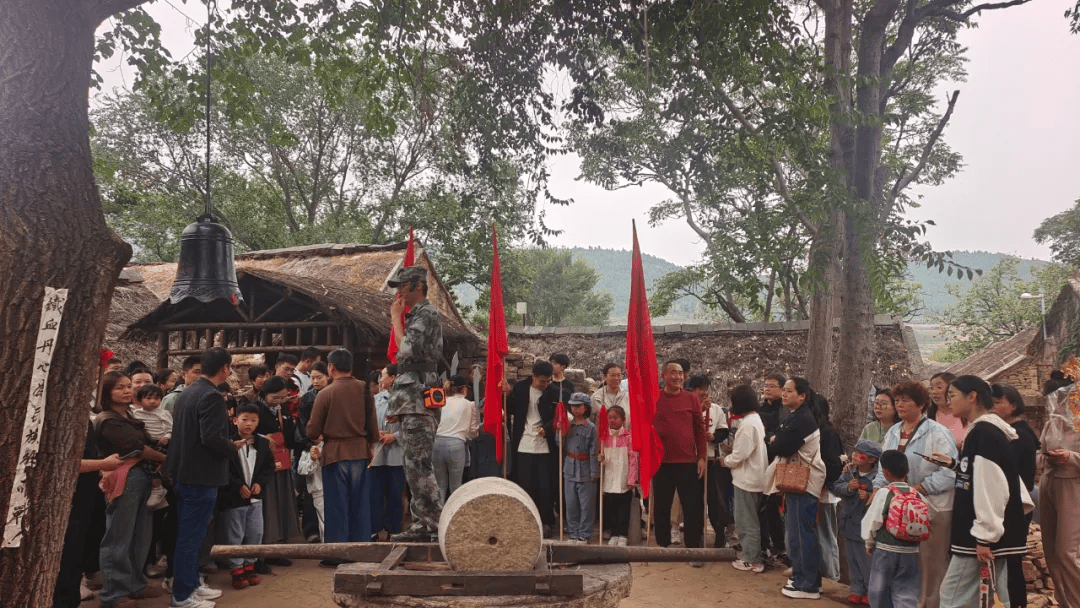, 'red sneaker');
231,567,250,589
861,595,870,605
848,594,862,604
244,563,261,586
